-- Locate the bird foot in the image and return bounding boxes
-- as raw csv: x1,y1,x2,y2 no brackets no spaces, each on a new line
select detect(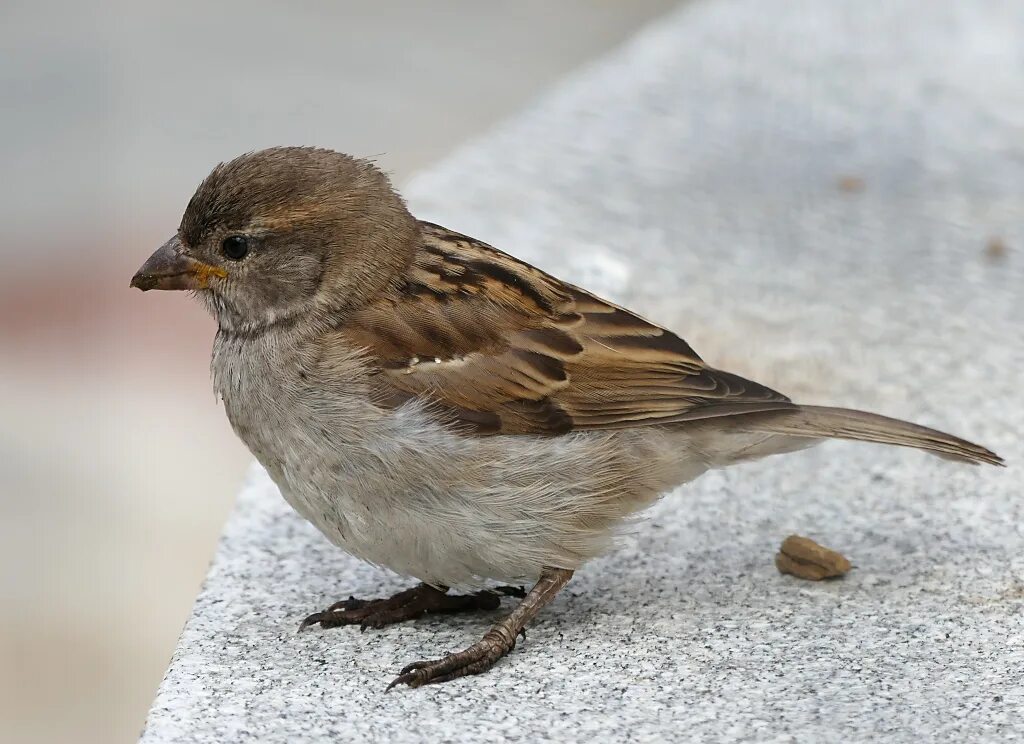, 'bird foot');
299,584,525,631
387,626,524,690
